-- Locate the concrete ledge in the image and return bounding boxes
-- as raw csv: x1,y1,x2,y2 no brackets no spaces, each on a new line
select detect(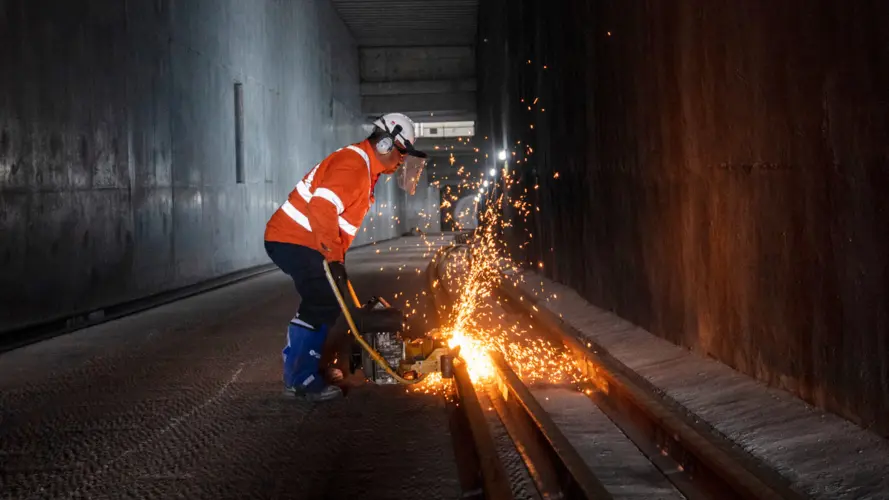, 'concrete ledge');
506,269,889,500
0,264,276,353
